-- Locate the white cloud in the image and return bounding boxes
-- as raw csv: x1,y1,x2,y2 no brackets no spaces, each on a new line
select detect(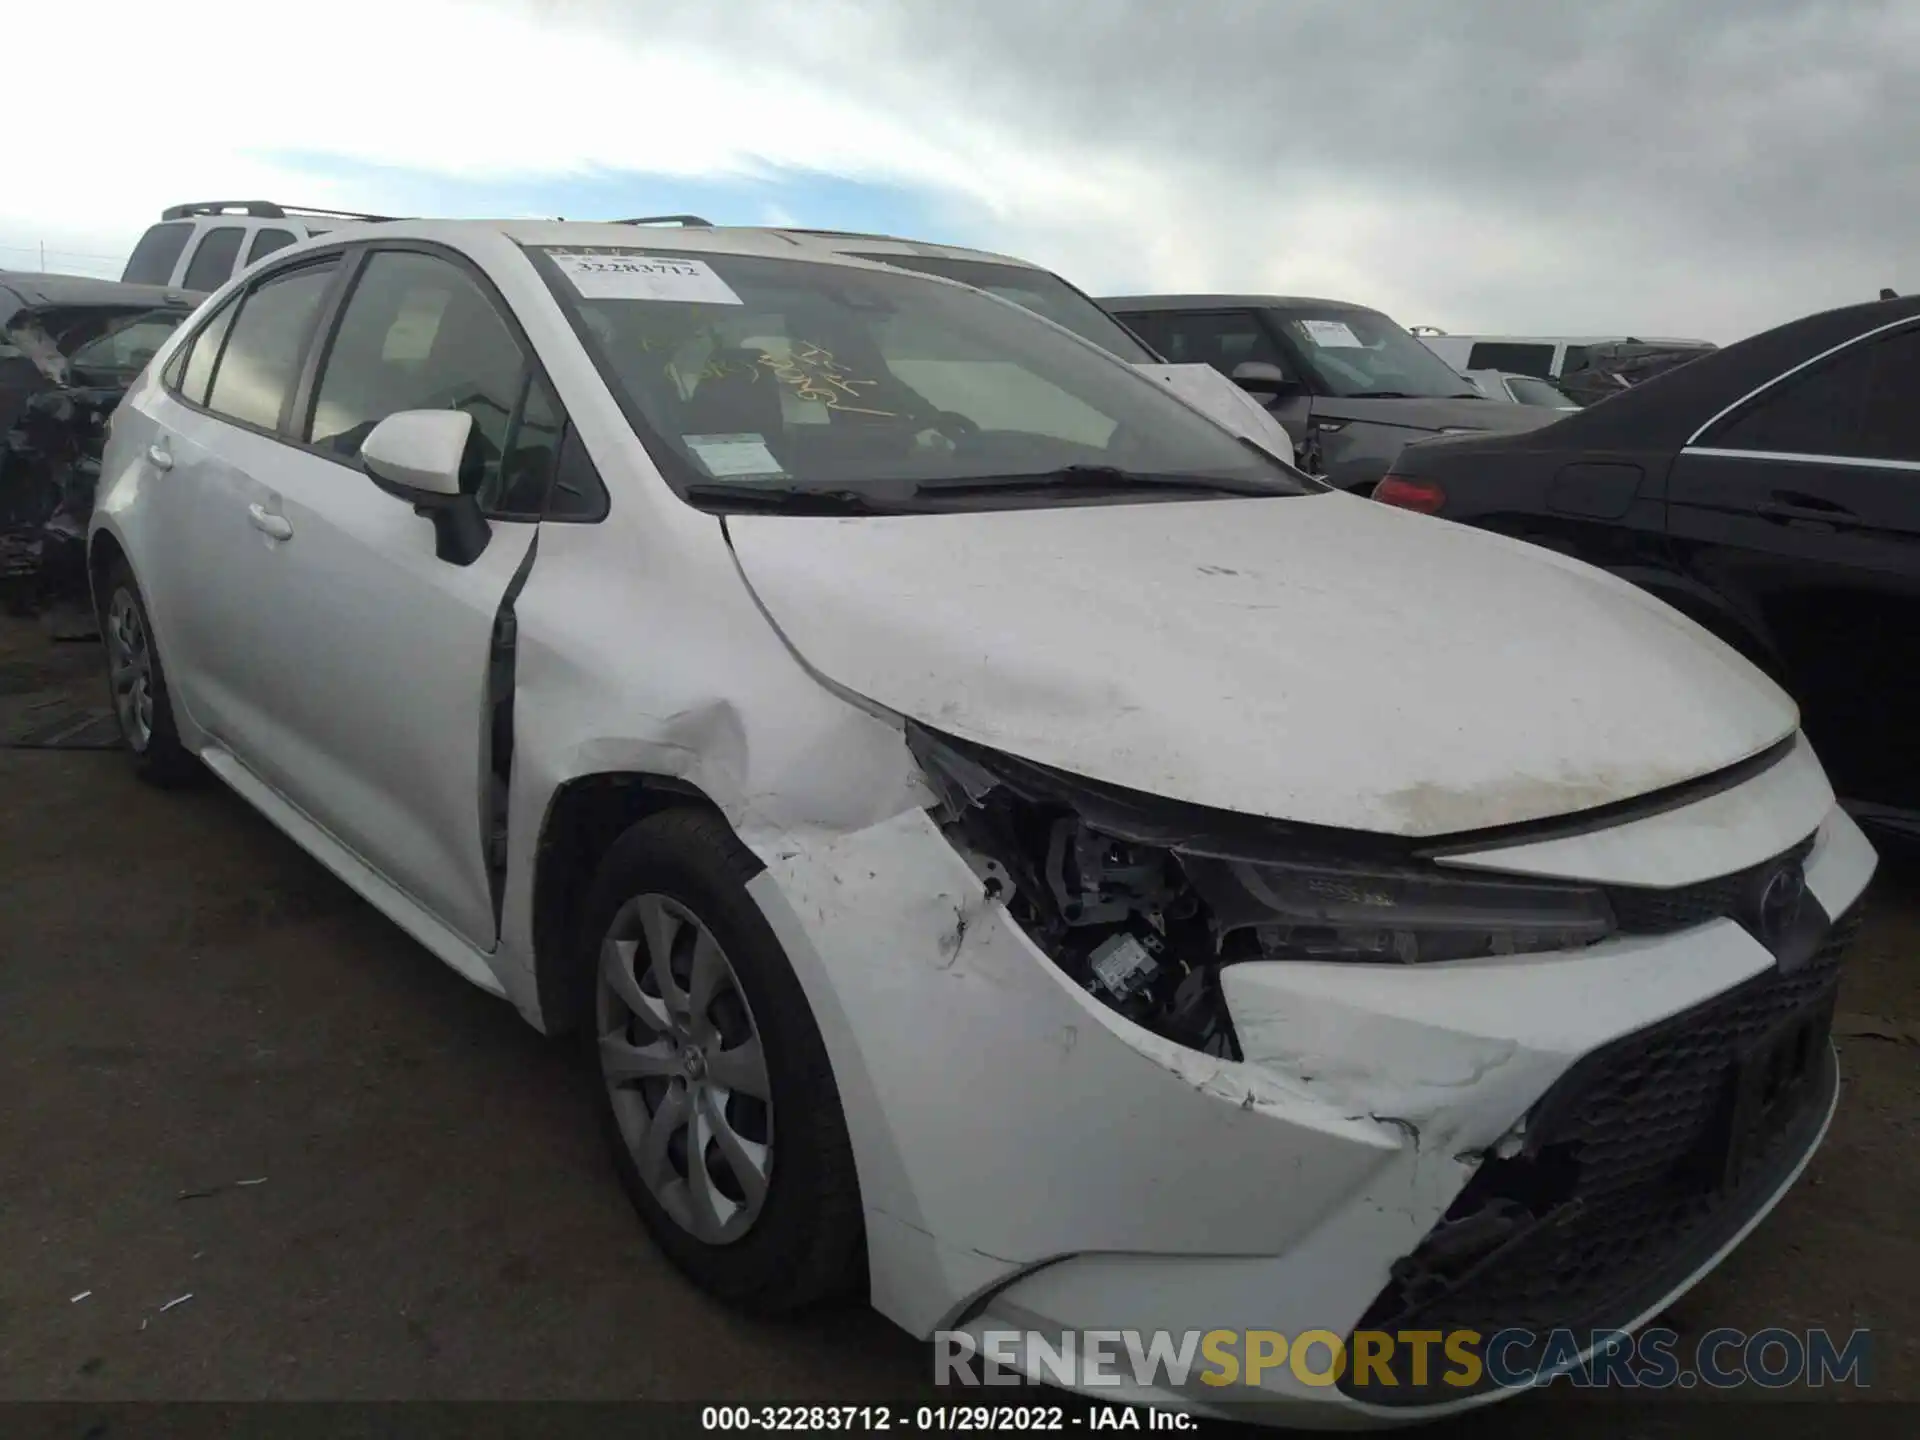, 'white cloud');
4,0,1910,340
